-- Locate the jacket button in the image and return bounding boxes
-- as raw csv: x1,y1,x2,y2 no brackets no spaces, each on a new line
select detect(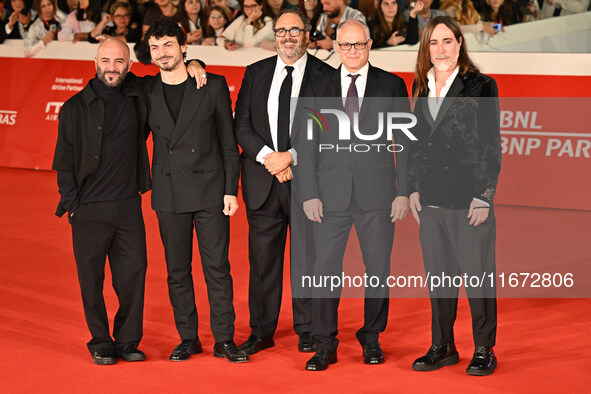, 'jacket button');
169,150,173,154
445,144,451,148
94,155,99,159
97,126,102,131
427,142,434,147
191,148,195,153
444,166,450,170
